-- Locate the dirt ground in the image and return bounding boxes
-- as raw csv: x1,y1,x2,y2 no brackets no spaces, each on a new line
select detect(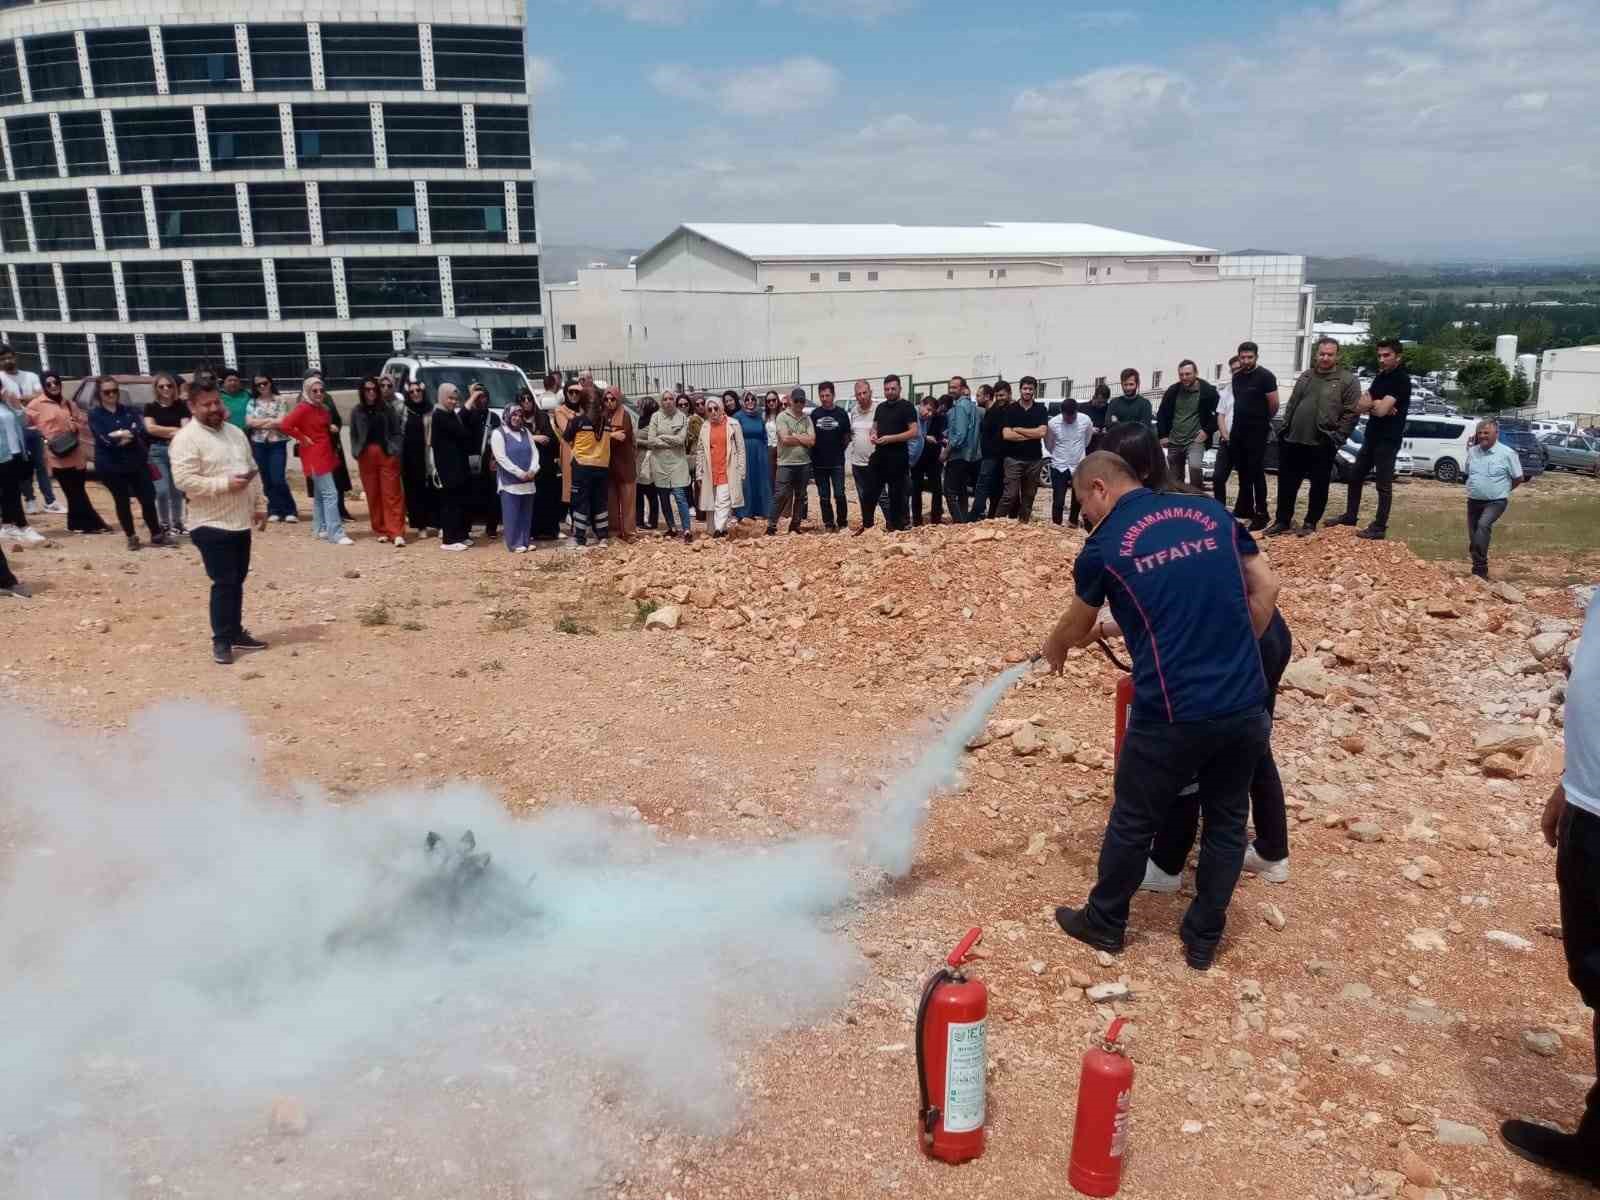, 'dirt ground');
0,467,1593,1200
